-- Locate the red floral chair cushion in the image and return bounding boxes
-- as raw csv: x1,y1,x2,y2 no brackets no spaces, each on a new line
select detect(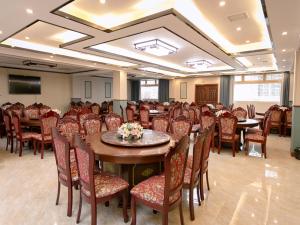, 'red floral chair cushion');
246,128,262,135
105,116,122,131
59,161,79,182
245,133,265,142
220,117,236,135
201,116,215,130
152,118,169,132
58,121,80,143
33,134,52,141
170,150,186,189
130,175,180,206
41,116,58,135
24,108,39,119
222,134,239,140
171,120,191,141
81,172,128,198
